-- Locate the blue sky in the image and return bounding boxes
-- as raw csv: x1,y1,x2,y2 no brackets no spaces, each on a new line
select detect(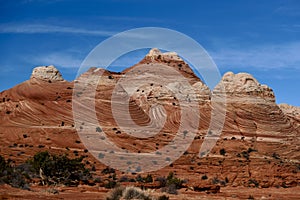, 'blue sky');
0,0,299,106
